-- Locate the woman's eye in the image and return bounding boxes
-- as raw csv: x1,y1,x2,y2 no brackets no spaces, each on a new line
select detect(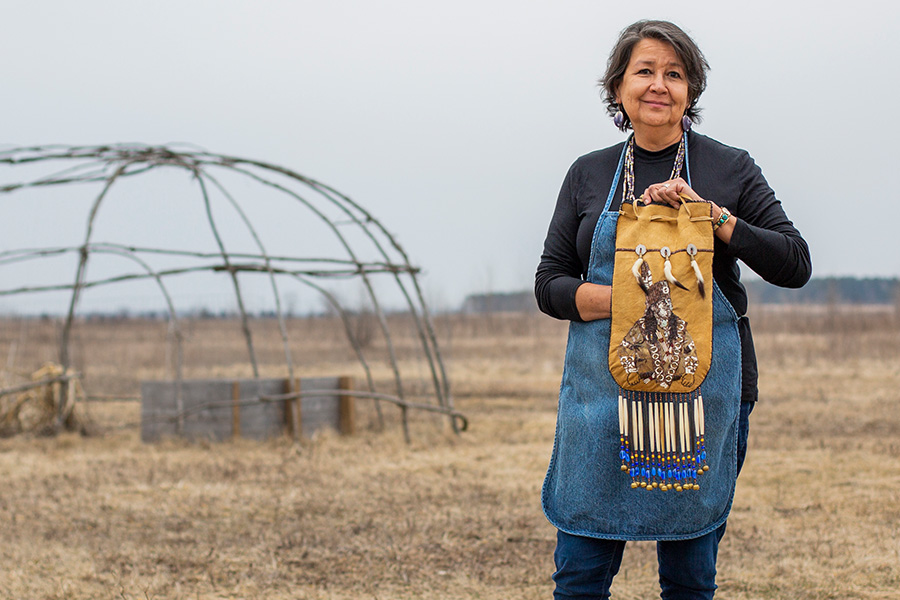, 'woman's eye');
637,68,652,75
668,71,682,79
